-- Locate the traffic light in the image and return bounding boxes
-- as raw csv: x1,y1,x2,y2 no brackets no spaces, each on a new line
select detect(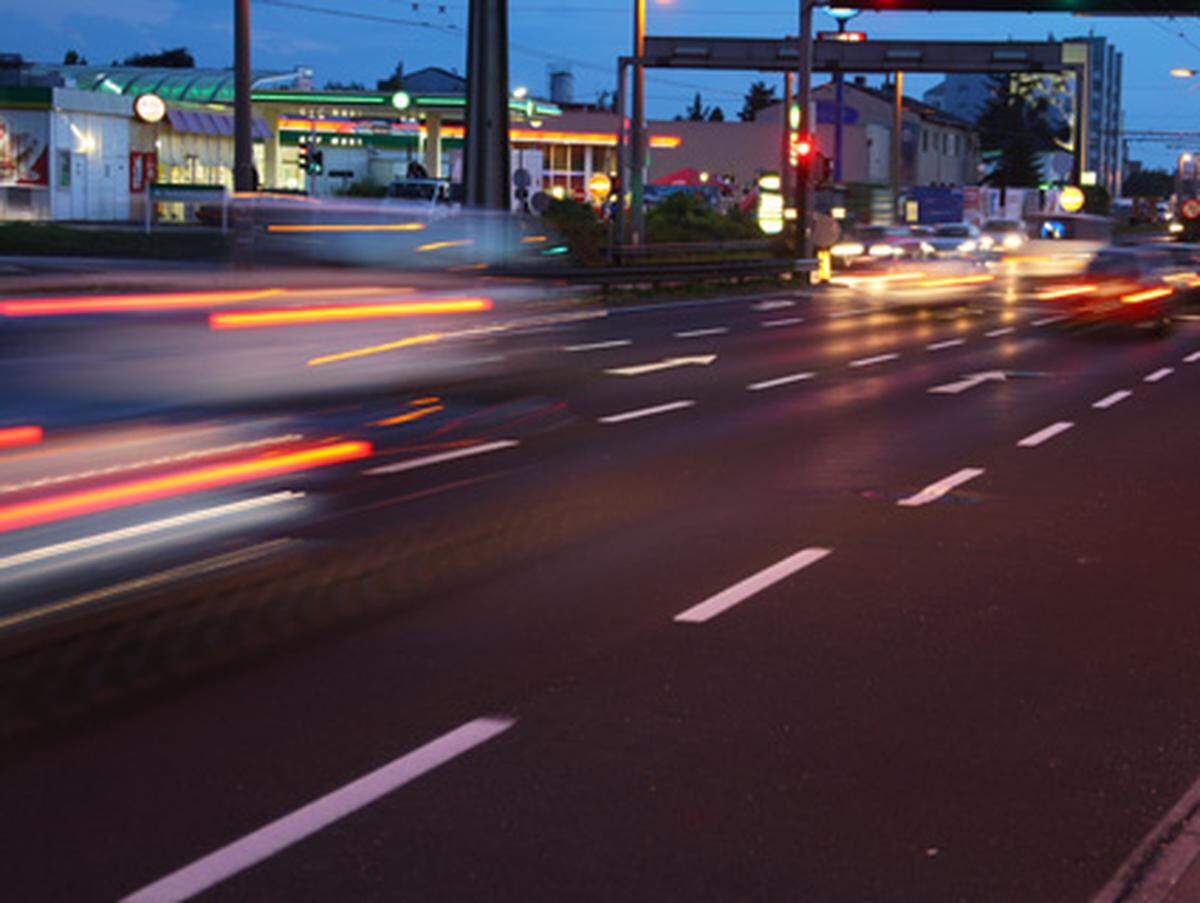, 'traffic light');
298,143,310,172
309,149,324,176
789,133,816,172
